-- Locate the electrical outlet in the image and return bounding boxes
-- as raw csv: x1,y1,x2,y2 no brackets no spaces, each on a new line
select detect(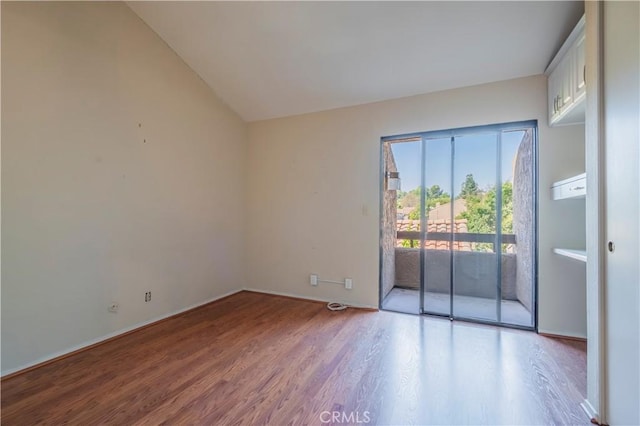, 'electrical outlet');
144,291,152,302
108,302,119,313
345,278,353,290
310,274,318,286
